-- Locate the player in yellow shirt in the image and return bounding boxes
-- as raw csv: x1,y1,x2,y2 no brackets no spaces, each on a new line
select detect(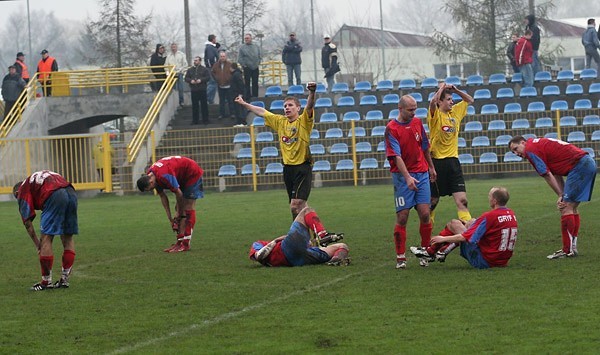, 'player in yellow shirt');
427,83,474,236
234,82,316,219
